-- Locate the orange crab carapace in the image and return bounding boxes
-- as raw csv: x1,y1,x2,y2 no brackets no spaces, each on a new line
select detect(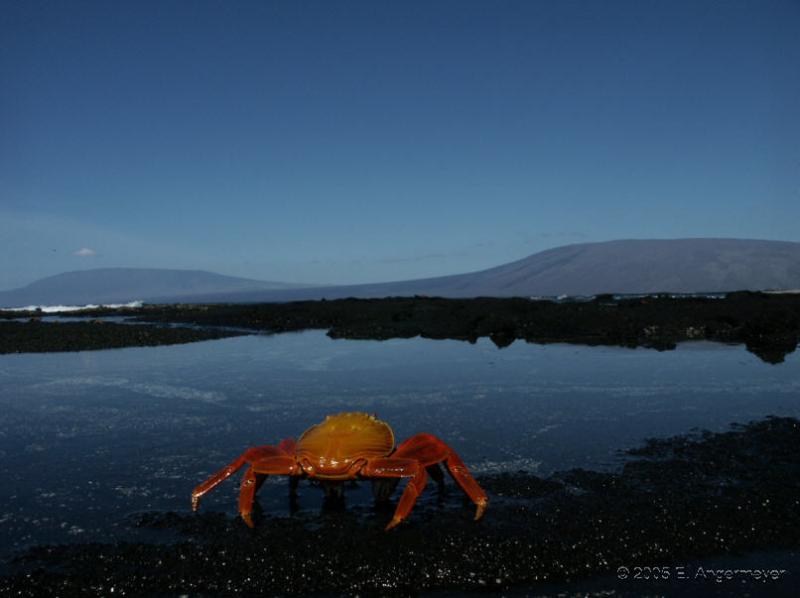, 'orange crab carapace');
191,412,488,530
